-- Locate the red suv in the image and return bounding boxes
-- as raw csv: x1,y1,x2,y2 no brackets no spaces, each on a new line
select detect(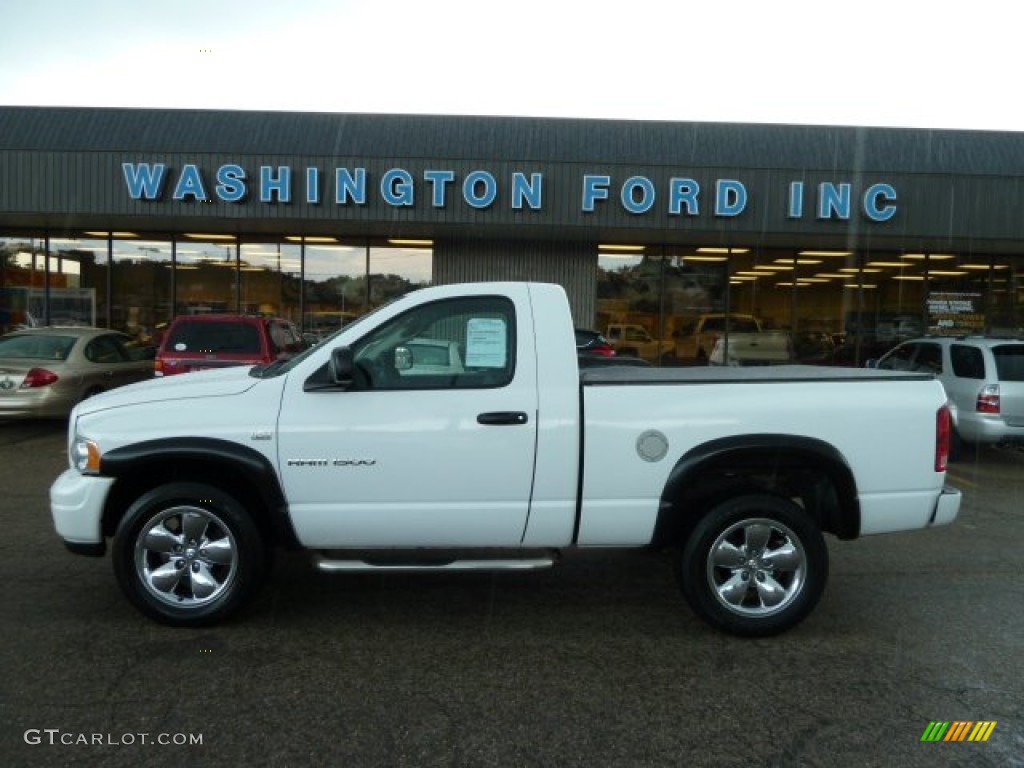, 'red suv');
155,314,307,377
